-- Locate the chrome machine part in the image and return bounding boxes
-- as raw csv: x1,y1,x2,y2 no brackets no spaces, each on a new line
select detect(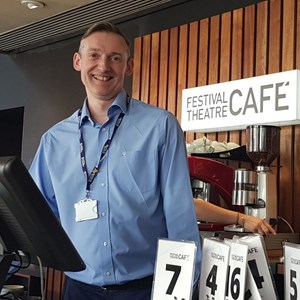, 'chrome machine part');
232,168,257,206
246,125,280,171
